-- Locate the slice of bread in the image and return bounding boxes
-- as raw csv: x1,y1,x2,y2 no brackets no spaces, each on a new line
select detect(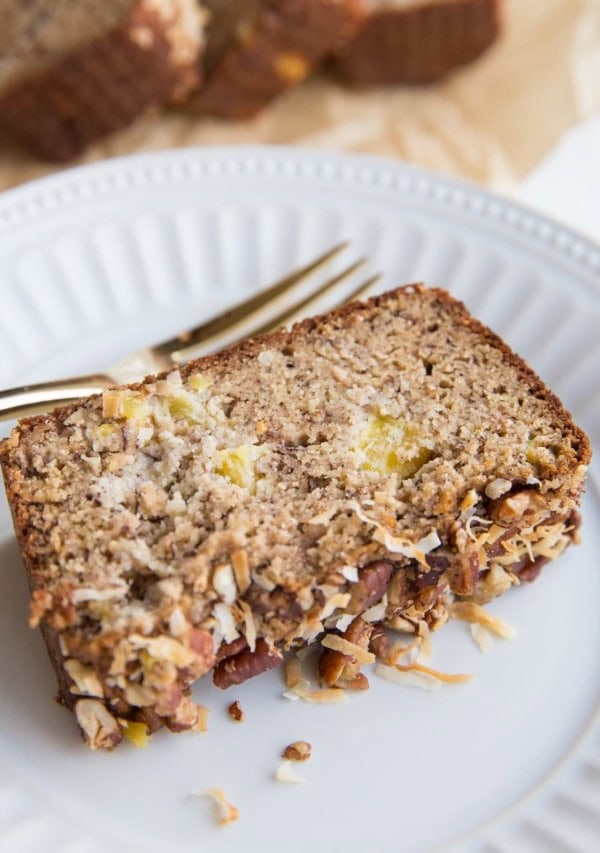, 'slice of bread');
189,0,364,119
334,0,502,84
0,285,590,749
0,0,206,161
